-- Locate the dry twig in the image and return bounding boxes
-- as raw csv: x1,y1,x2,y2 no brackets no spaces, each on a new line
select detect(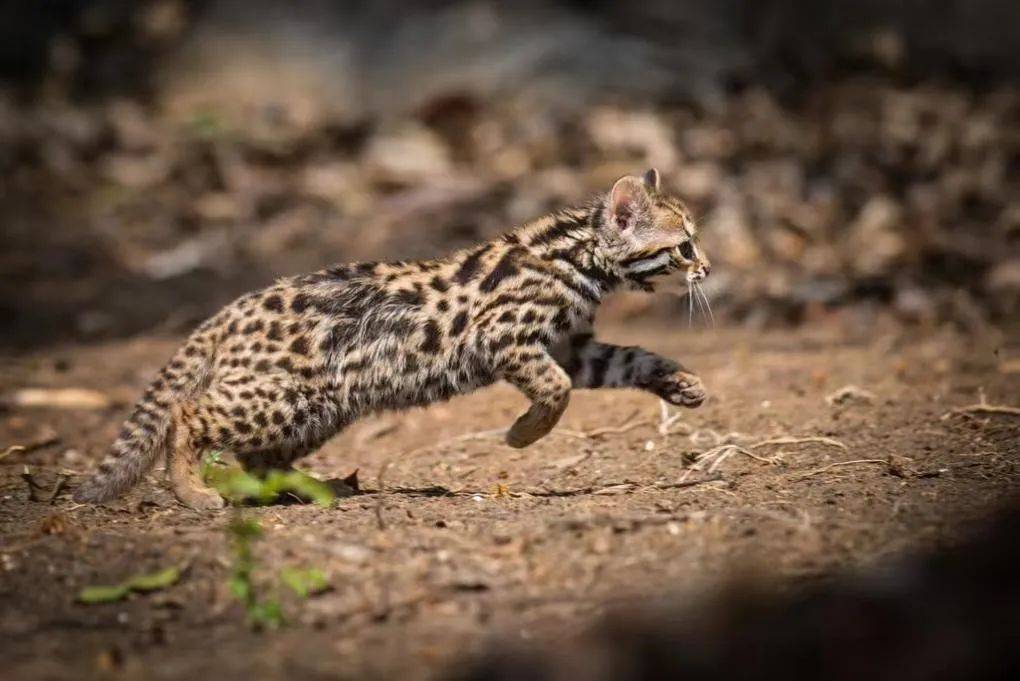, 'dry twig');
657,400,691,436
943,403,1020,419
750,436,848,451
48,473,69,504
21,467,43,502
796,459,888,479
652,474,723,490
677,434,848,482
1,445,26,461
8,387,111,410
374,460,393,531
0,432,60,461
